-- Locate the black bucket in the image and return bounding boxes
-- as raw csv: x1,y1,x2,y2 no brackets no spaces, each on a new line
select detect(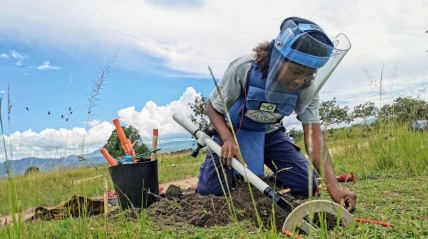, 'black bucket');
108,160,159,210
